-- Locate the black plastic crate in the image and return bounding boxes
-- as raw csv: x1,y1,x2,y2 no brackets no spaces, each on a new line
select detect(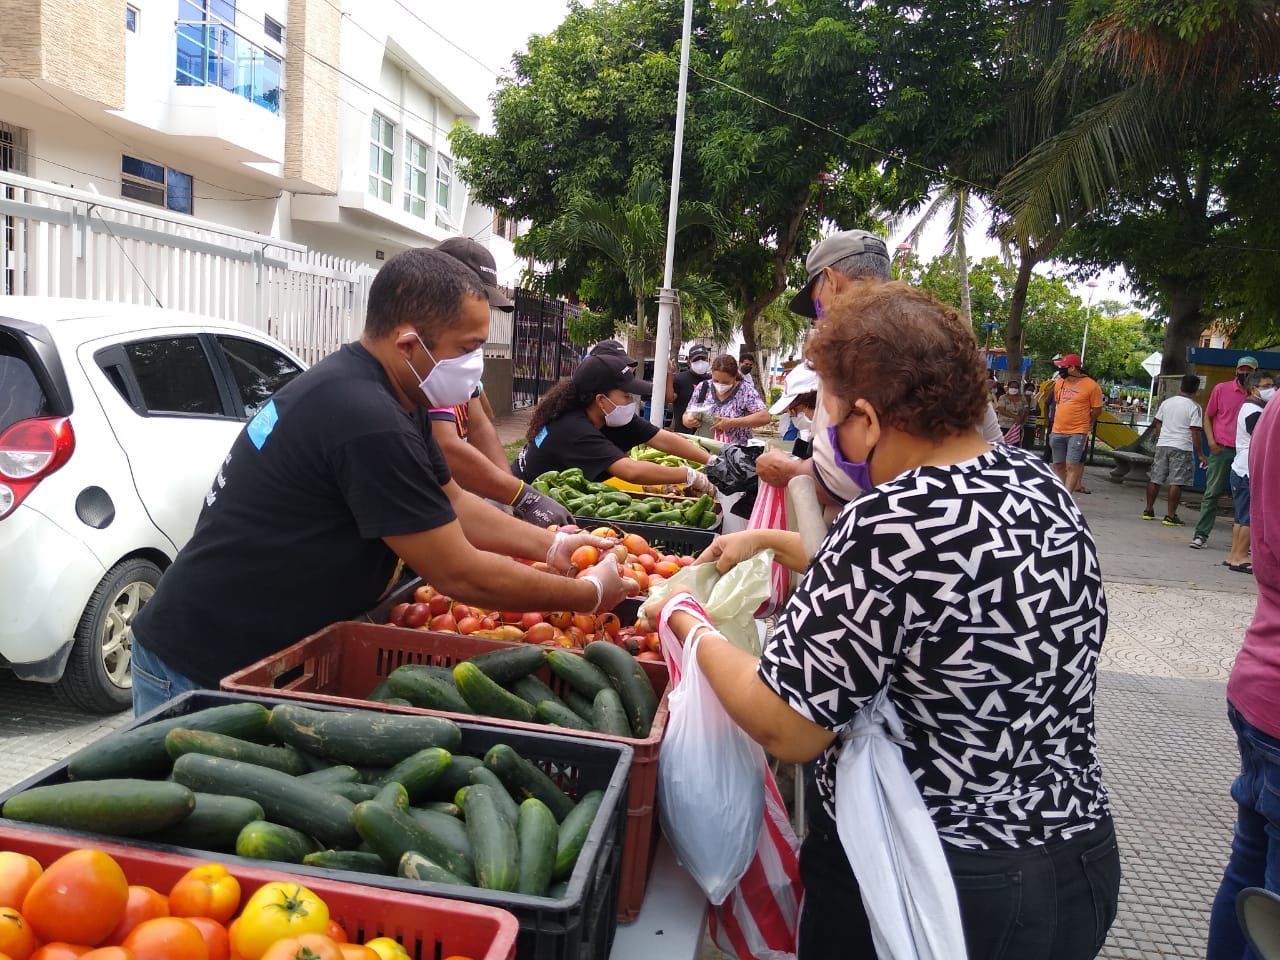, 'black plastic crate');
571,515,716,556
0,691,633,960
363,578,643,626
